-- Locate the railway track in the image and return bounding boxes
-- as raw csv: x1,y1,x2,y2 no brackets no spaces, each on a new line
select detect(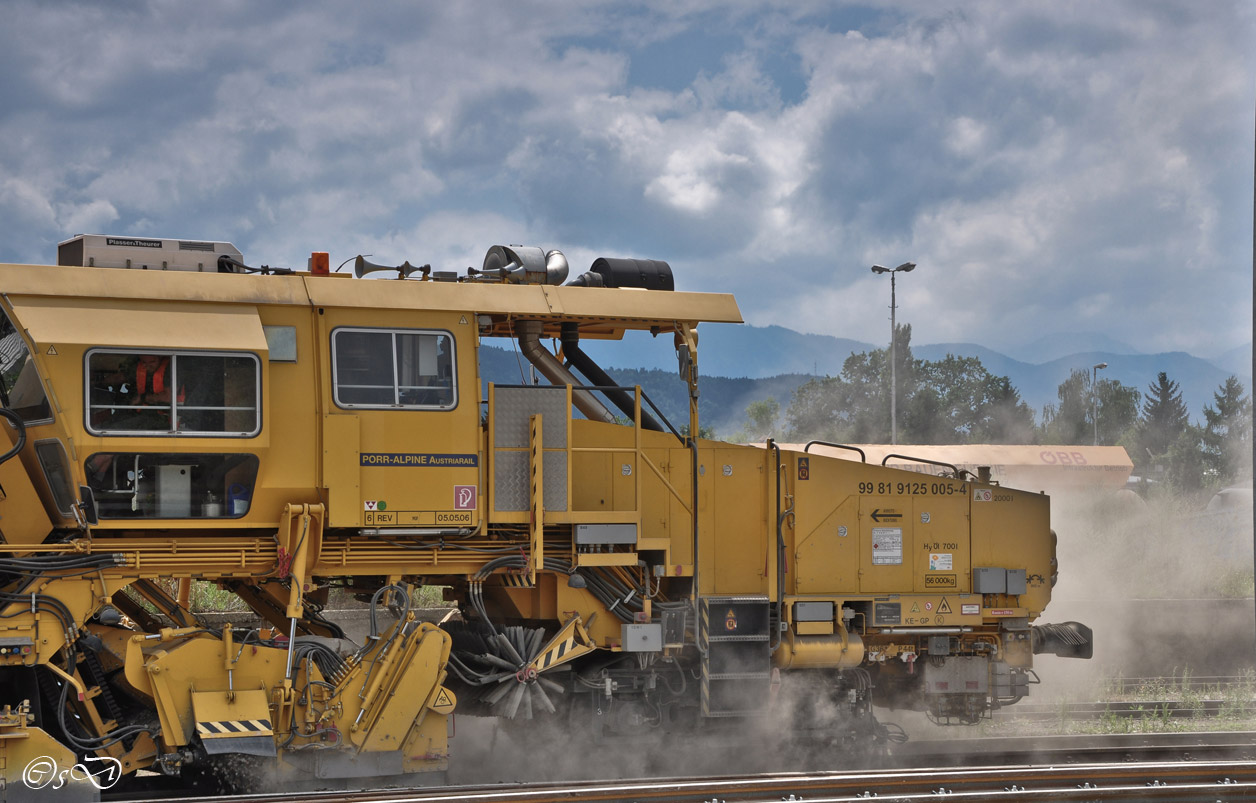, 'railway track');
111,762,1256,803
993,699,1256,722
110,732,1256,802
